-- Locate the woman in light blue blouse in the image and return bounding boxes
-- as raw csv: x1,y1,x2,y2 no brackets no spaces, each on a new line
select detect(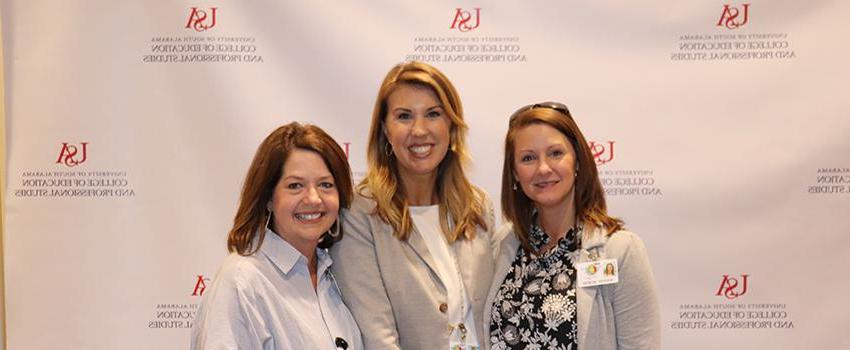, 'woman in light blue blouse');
192,122,362,350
